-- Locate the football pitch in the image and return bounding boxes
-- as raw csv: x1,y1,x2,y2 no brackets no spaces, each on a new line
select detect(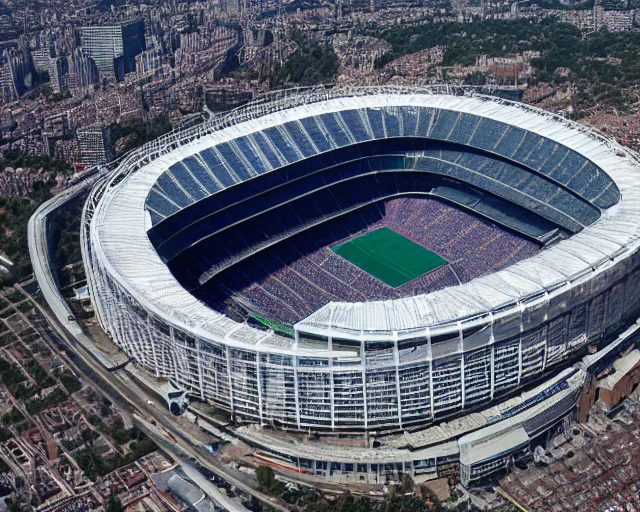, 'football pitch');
332,227,448,288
